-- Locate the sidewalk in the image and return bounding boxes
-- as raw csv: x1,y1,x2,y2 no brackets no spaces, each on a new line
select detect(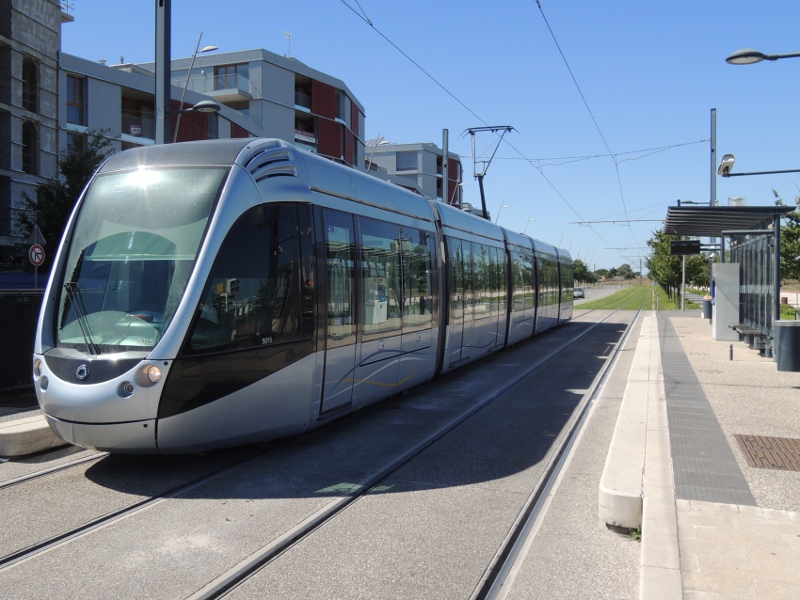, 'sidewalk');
602,310,800,599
